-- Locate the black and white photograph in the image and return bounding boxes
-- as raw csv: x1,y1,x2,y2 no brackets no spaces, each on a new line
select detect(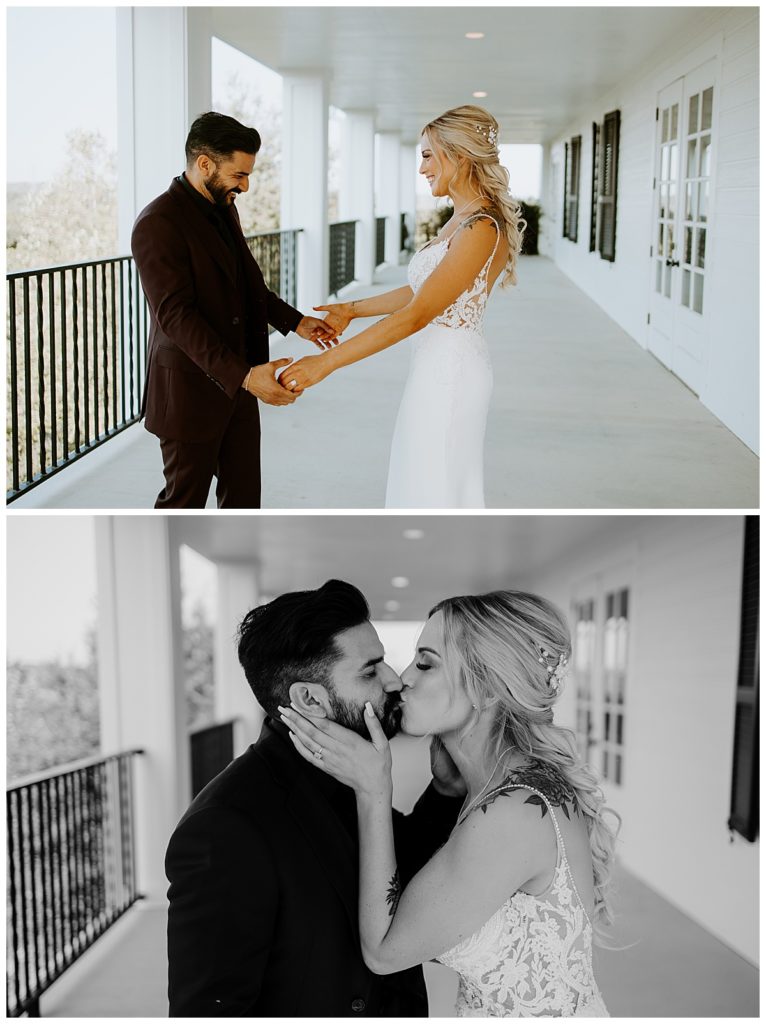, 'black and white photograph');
5,515,759,1016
